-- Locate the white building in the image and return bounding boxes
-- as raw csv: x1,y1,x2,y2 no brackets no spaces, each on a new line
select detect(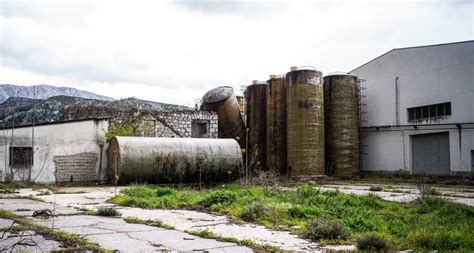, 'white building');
350,41,474,177
0,119,109,183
